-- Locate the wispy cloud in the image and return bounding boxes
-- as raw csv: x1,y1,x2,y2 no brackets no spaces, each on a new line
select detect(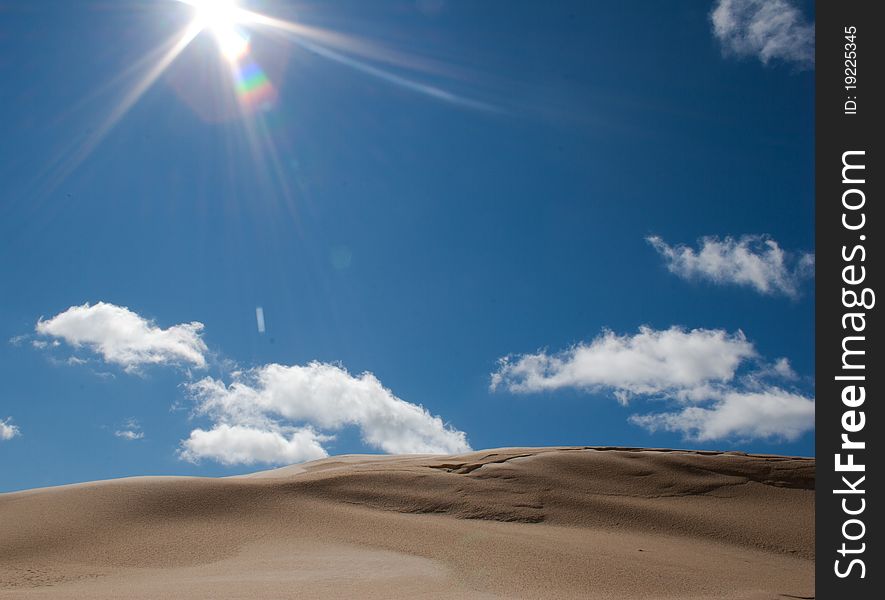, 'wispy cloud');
181,361,471,465
491,326,813,442
32,339,61,350
1,418,21,441
35,302,208,372
711,0,814,69
114,418,145,441
647,235,813,297
8,335,28,347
